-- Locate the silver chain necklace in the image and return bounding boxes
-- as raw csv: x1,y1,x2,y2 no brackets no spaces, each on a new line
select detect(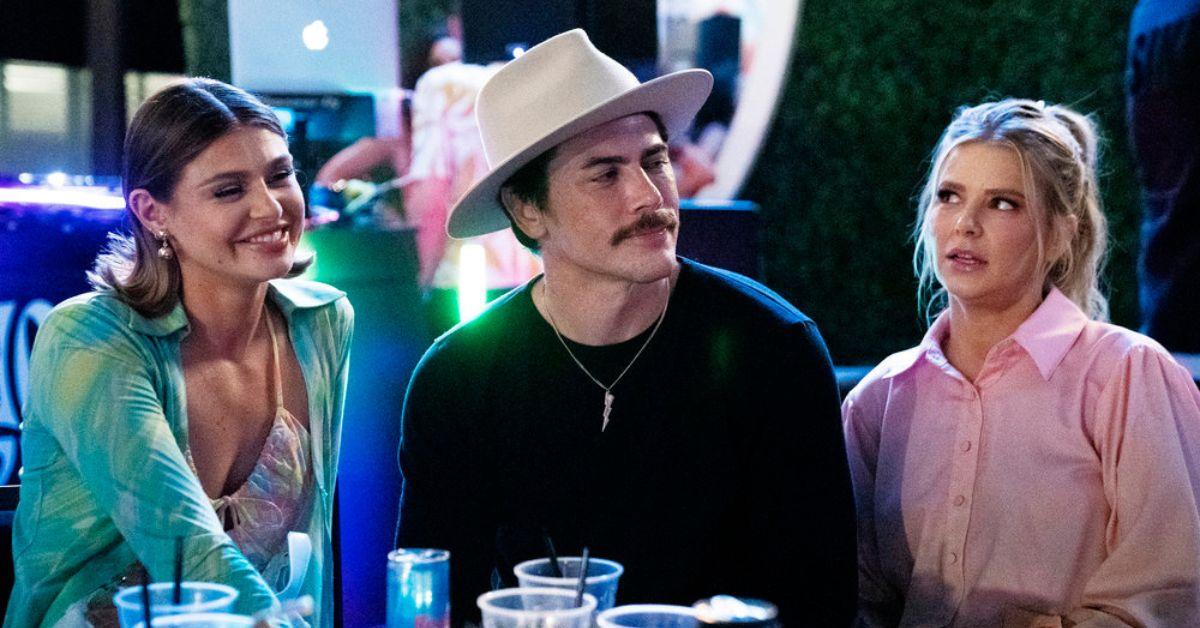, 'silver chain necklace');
541,281,670,432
